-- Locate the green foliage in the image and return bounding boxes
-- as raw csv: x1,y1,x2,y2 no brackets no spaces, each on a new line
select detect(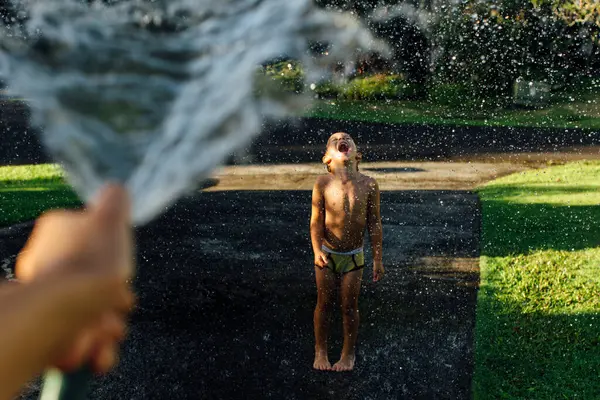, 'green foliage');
427,83,475,107
262,60,419,101
560,76,600,95
338,74,418,101
474,161,600,399
311,81,340,99
316,1,600,90
553,0,600,34
433,2,555,92
0,164,81,227
263,60,304,93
